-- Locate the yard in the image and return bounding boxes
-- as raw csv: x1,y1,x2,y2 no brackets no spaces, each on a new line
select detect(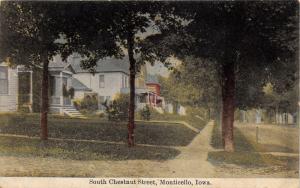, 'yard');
0,113,203,162
208,122,299,177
